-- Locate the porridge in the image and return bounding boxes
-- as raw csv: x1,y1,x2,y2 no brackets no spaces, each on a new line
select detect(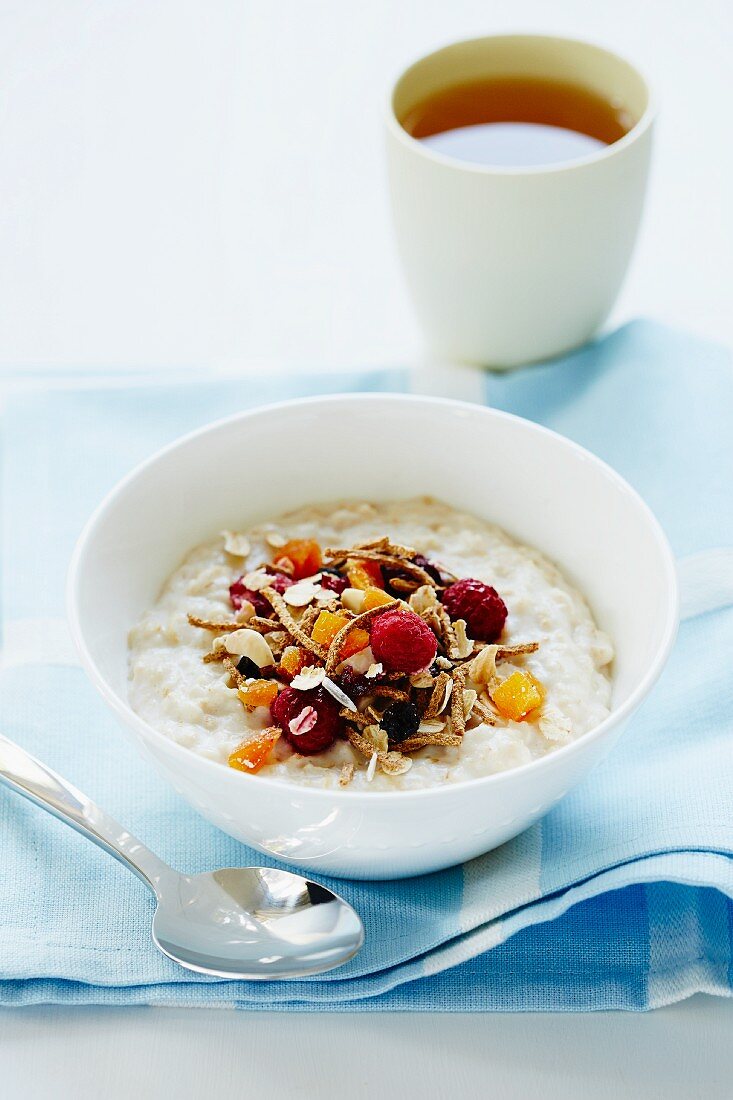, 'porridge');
128,498,613,791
